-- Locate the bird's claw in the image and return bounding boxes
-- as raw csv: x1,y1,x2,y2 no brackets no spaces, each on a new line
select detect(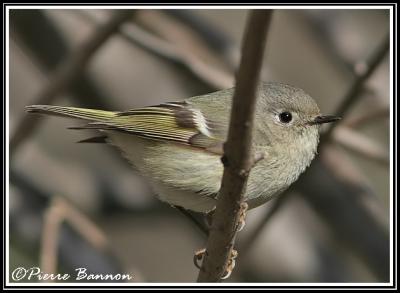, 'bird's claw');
194,202,246,280
236,202,248,232
193,248,207,269
221,249,238,279
194,248,238,280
